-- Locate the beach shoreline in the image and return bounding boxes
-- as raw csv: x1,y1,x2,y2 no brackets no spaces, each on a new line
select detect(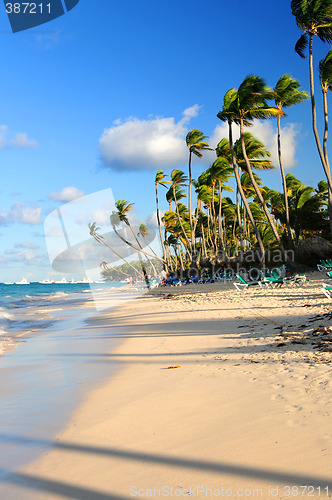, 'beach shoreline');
0,271,328,499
